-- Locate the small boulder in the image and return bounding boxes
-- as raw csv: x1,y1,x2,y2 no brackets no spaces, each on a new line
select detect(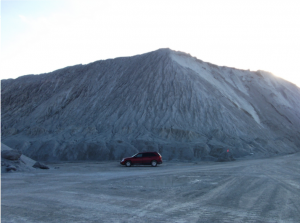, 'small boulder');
32,162,50,169
1,150,22,160
6,165,17,171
